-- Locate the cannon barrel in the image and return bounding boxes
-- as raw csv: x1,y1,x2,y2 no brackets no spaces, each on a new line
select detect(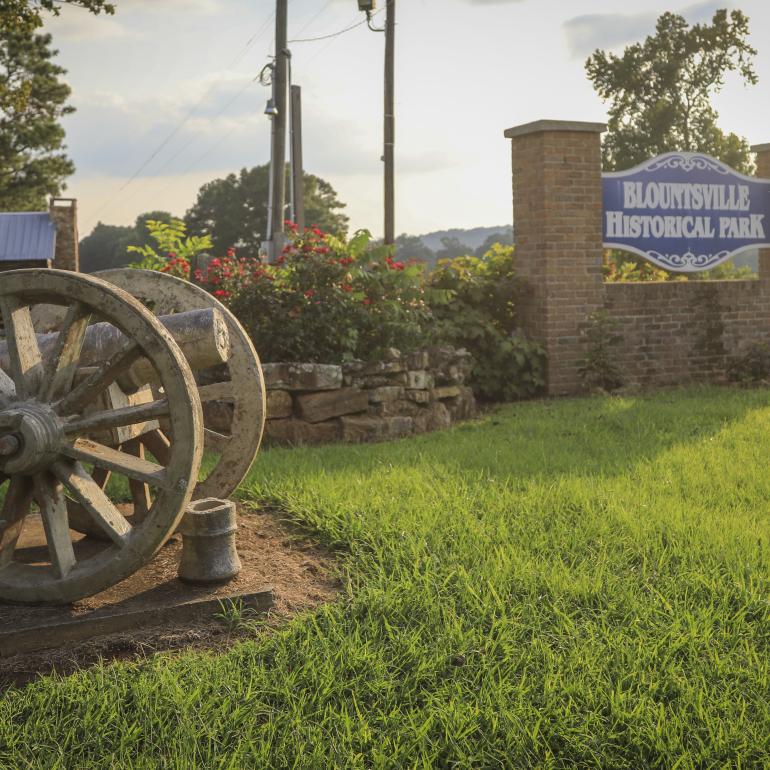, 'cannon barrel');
0,307,230,389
